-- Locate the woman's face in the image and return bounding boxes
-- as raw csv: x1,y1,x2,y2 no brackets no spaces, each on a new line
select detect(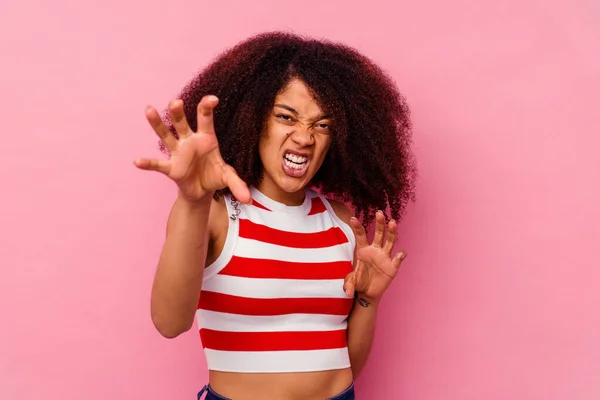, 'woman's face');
257,78,333,203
